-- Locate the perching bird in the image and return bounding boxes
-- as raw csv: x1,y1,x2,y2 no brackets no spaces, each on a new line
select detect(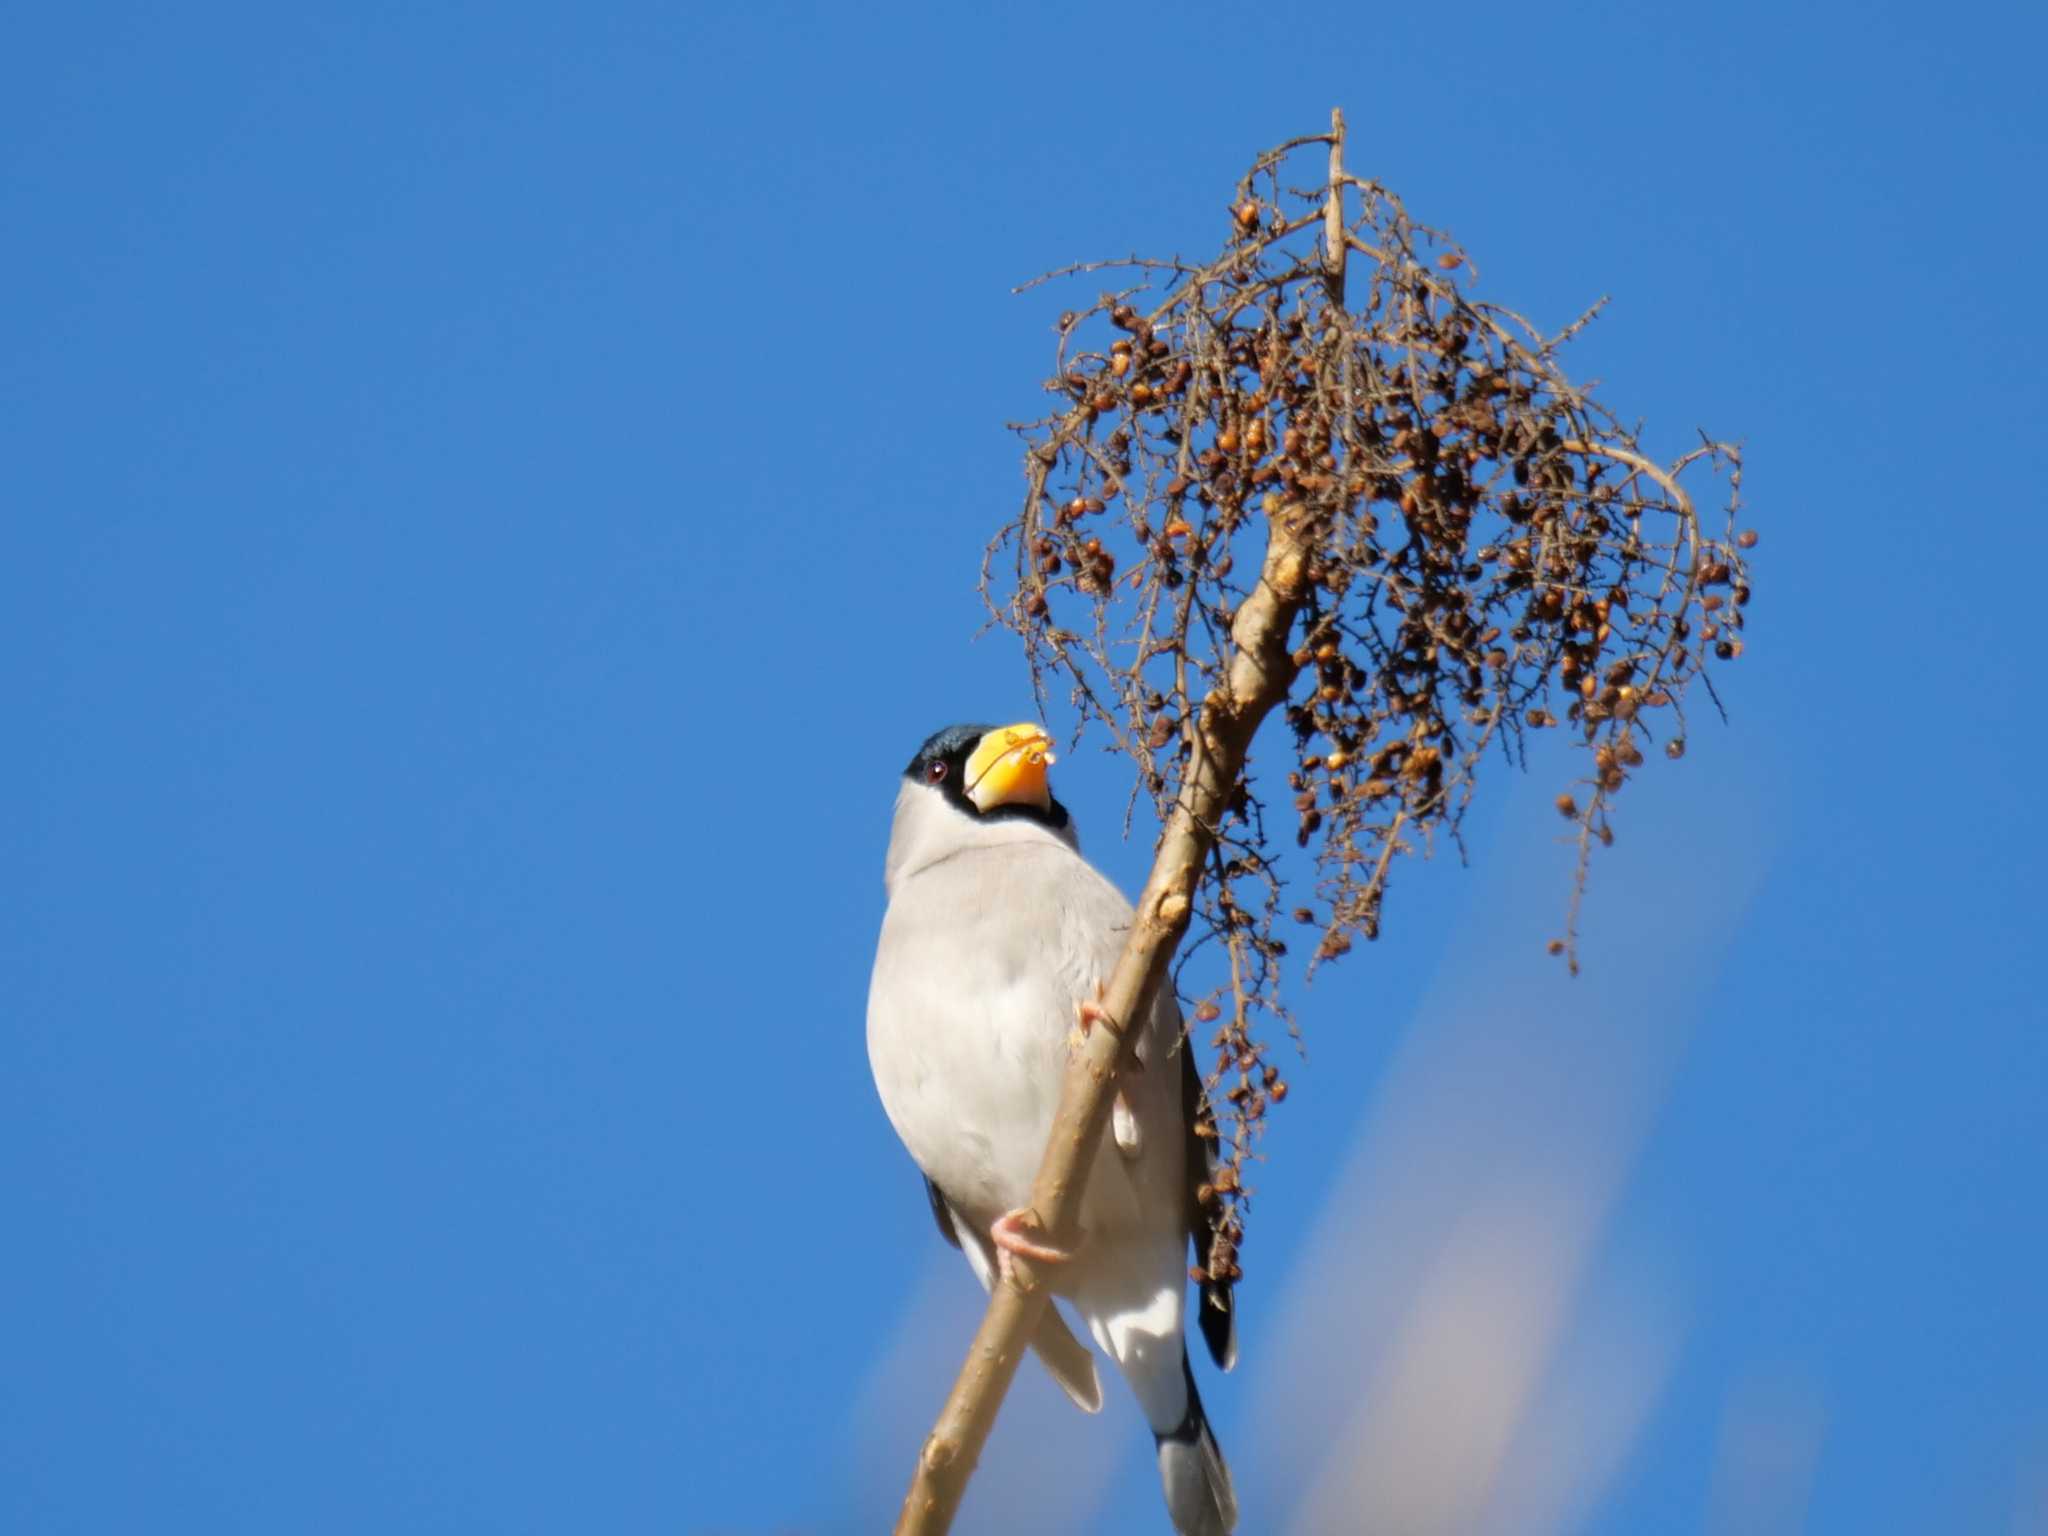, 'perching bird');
867,721,1238,1536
